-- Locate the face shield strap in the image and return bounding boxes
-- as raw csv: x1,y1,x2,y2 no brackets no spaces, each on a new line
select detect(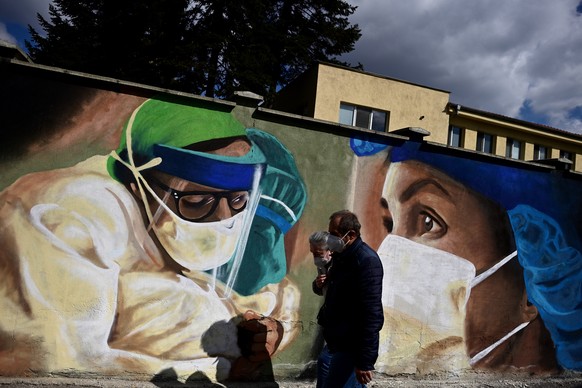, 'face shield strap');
255,194,298,234
153,143,265,191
